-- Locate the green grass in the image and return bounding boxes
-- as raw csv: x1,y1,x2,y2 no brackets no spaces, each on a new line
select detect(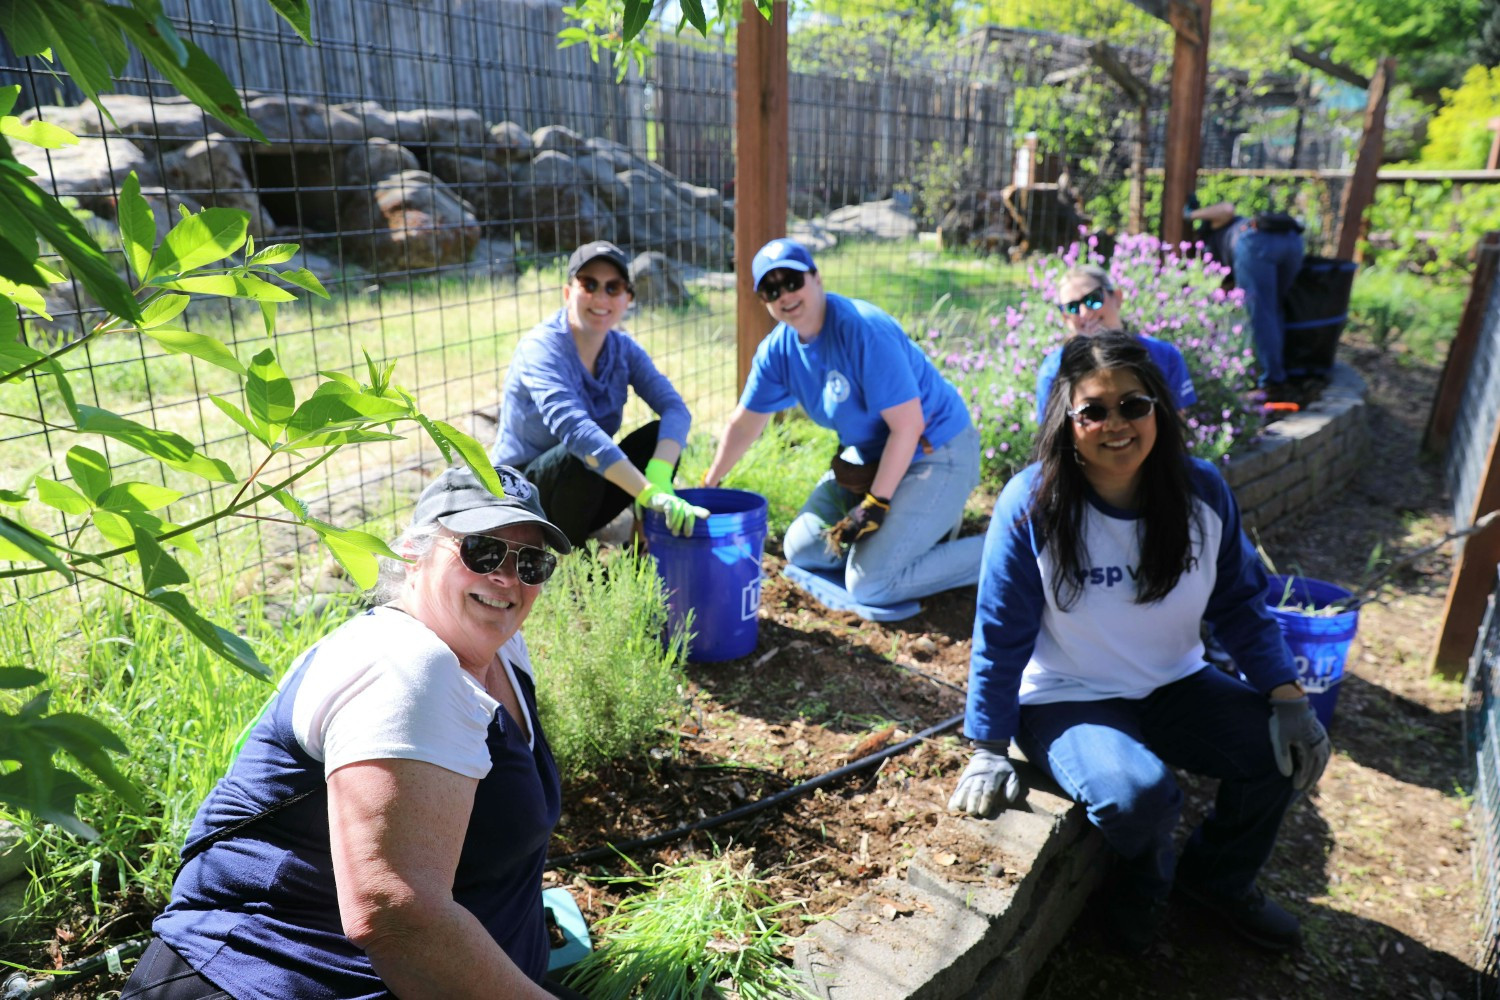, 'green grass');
1348,265,1466,366
561,851,815,1000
